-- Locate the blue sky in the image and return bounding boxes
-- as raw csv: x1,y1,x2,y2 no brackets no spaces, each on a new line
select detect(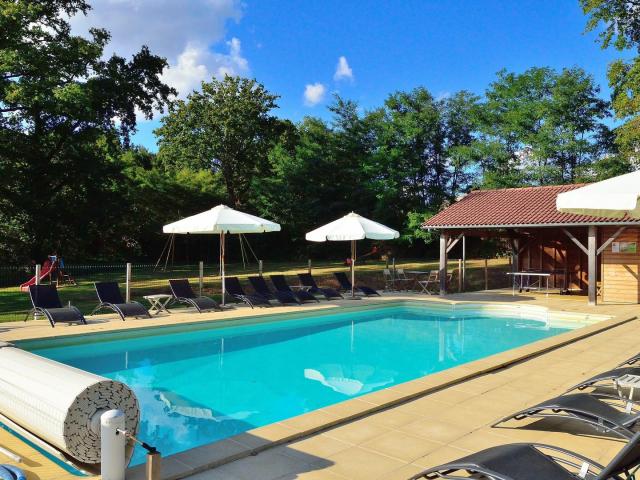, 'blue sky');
75,1,622,150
